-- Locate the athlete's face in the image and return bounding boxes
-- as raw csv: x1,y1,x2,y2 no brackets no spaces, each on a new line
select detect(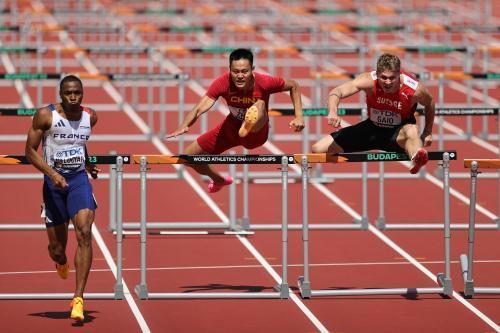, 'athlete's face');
60,81,83,111
230,58,253,90
377,70,400,94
